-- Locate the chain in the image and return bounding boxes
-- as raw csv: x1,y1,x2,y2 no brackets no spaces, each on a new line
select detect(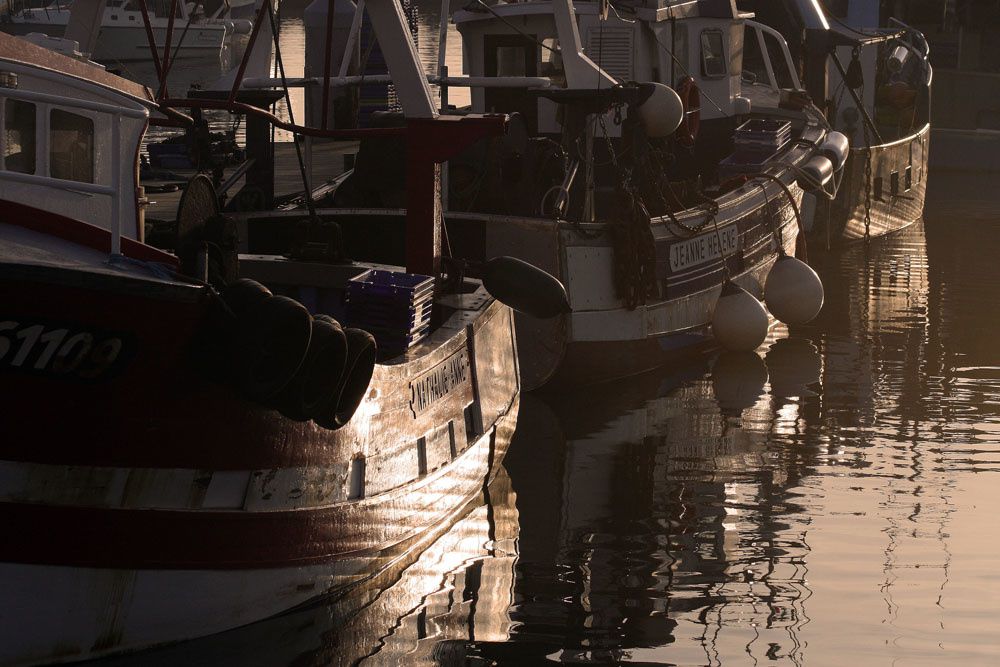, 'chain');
860,84,874,242
643,145,716,236
599,112,657,310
